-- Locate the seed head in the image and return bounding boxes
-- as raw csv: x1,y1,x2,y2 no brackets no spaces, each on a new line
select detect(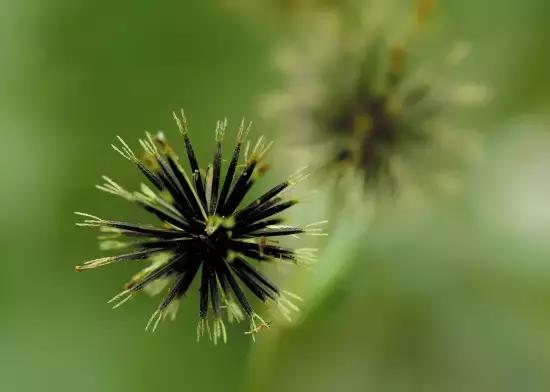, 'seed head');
76,111,324,343
262,0,488,195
